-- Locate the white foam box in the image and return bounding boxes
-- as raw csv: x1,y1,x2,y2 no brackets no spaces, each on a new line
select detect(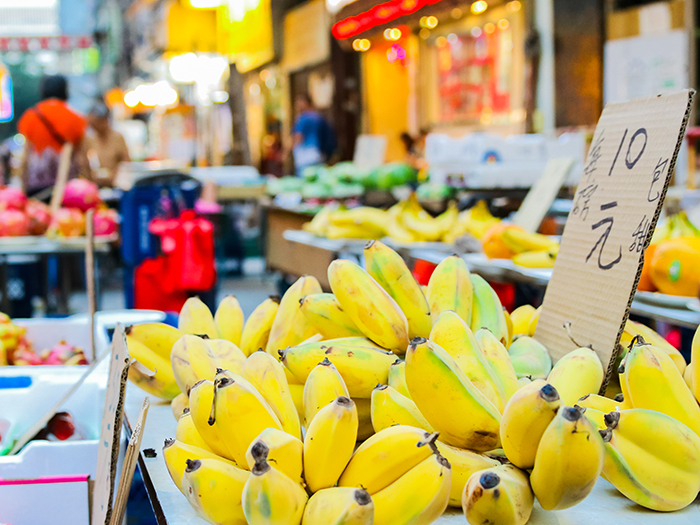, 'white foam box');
0,474,90,525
